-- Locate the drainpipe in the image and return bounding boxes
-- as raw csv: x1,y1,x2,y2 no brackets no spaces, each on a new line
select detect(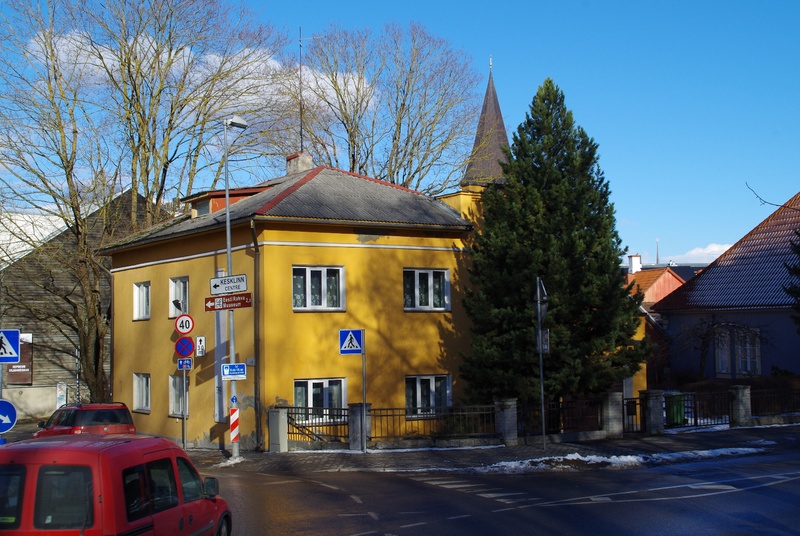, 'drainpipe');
250,221,263,451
